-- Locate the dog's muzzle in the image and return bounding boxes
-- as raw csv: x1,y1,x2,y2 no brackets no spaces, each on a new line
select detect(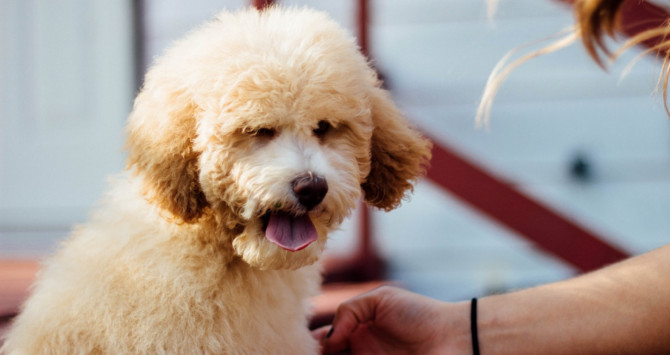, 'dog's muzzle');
263,172,327,252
